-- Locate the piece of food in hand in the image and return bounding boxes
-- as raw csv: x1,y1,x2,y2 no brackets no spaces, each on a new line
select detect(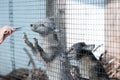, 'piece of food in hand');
0,26,14,44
